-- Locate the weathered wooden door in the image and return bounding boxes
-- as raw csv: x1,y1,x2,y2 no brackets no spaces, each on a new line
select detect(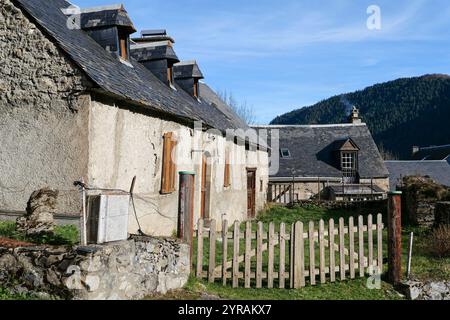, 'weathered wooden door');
247,169,256,218
201,156,210,220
